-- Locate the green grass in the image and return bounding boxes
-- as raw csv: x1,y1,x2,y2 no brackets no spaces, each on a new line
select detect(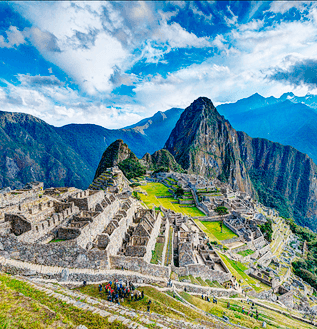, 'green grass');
219,254,270,293
179,292,315,329
77,284,218,326
237,249,255,257
205,279,223,288
189,275,200,285
49,238,65,243
0,273,124,329
196,277,208,286
199,221,238,241
139,183,205,217
150,241,164,264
